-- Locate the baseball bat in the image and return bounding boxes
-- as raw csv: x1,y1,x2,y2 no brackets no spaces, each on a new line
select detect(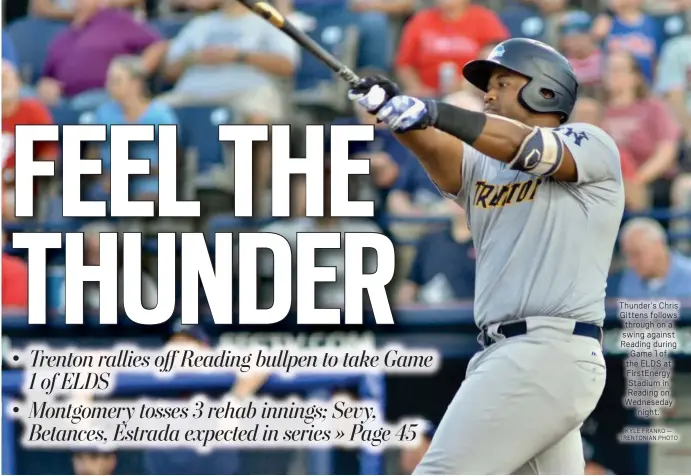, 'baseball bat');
236,0,361,86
